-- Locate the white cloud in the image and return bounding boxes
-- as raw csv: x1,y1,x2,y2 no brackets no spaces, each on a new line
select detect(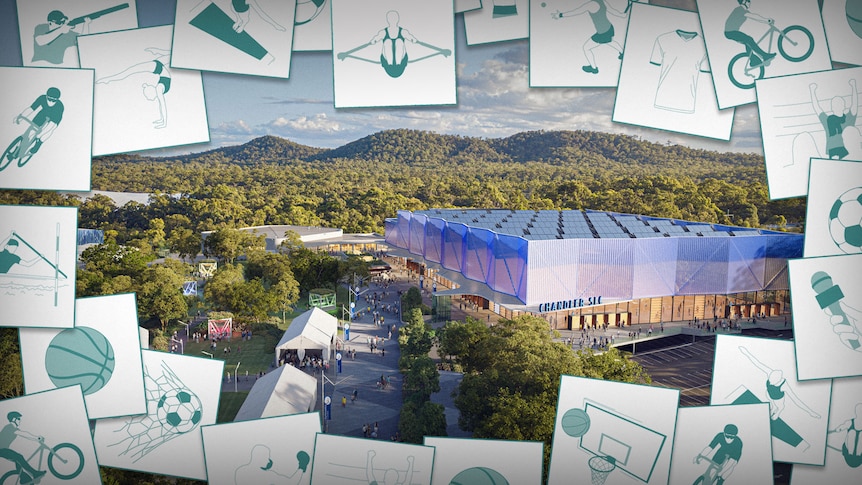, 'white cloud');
198,30,763,155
